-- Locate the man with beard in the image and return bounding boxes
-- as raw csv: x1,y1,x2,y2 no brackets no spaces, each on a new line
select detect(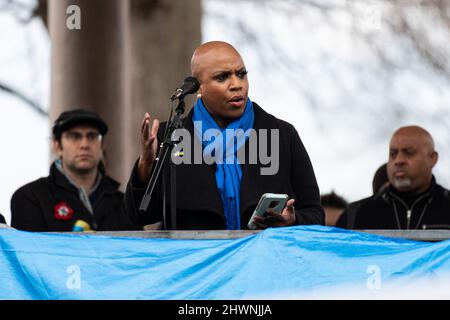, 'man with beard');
11,109,137,232
342,125,450,230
